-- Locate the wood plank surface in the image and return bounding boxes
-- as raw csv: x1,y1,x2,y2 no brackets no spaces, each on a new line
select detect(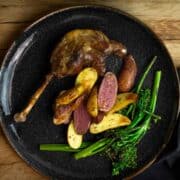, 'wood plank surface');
0,1,180,179
0,129,47,180
0,1,180,23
